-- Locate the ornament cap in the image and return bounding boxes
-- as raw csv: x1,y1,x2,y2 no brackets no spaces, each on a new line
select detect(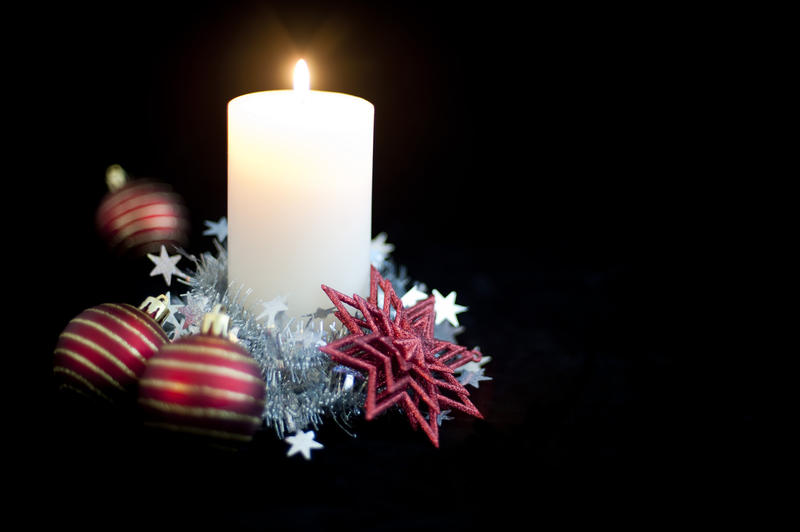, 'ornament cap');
105,164,128,192
139,294,171,325
201,305,238,342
